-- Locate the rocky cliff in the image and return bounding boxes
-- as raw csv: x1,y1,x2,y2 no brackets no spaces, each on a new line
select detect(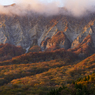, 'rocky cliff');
0,13,95,52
